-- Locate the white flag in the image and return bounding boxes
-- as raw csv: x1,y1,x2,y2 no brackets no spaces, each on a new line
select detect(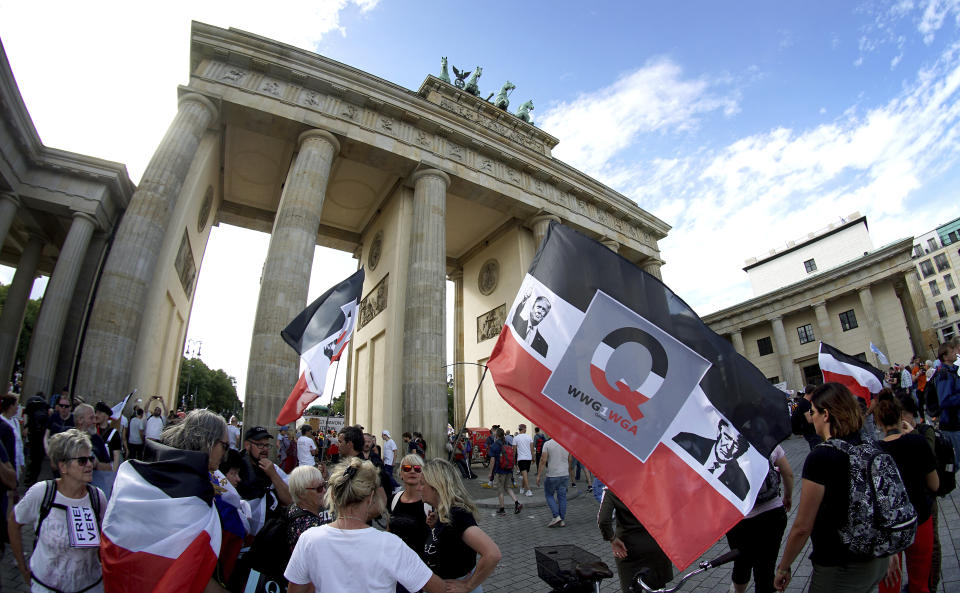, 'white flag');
869,342,889,366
